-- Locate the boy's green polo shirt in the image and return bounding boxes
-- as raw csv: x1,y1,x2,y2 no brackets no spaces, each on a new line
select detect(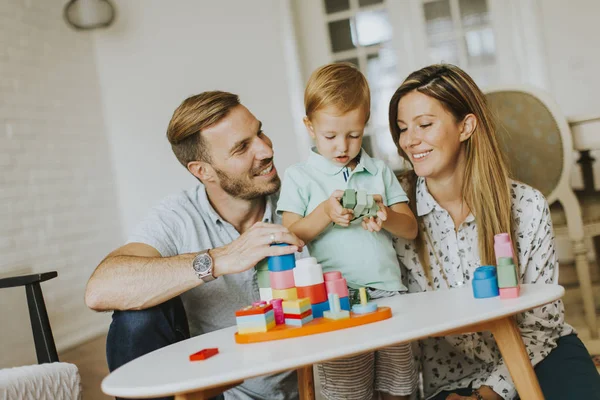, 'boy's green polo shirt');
277,148,408,291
